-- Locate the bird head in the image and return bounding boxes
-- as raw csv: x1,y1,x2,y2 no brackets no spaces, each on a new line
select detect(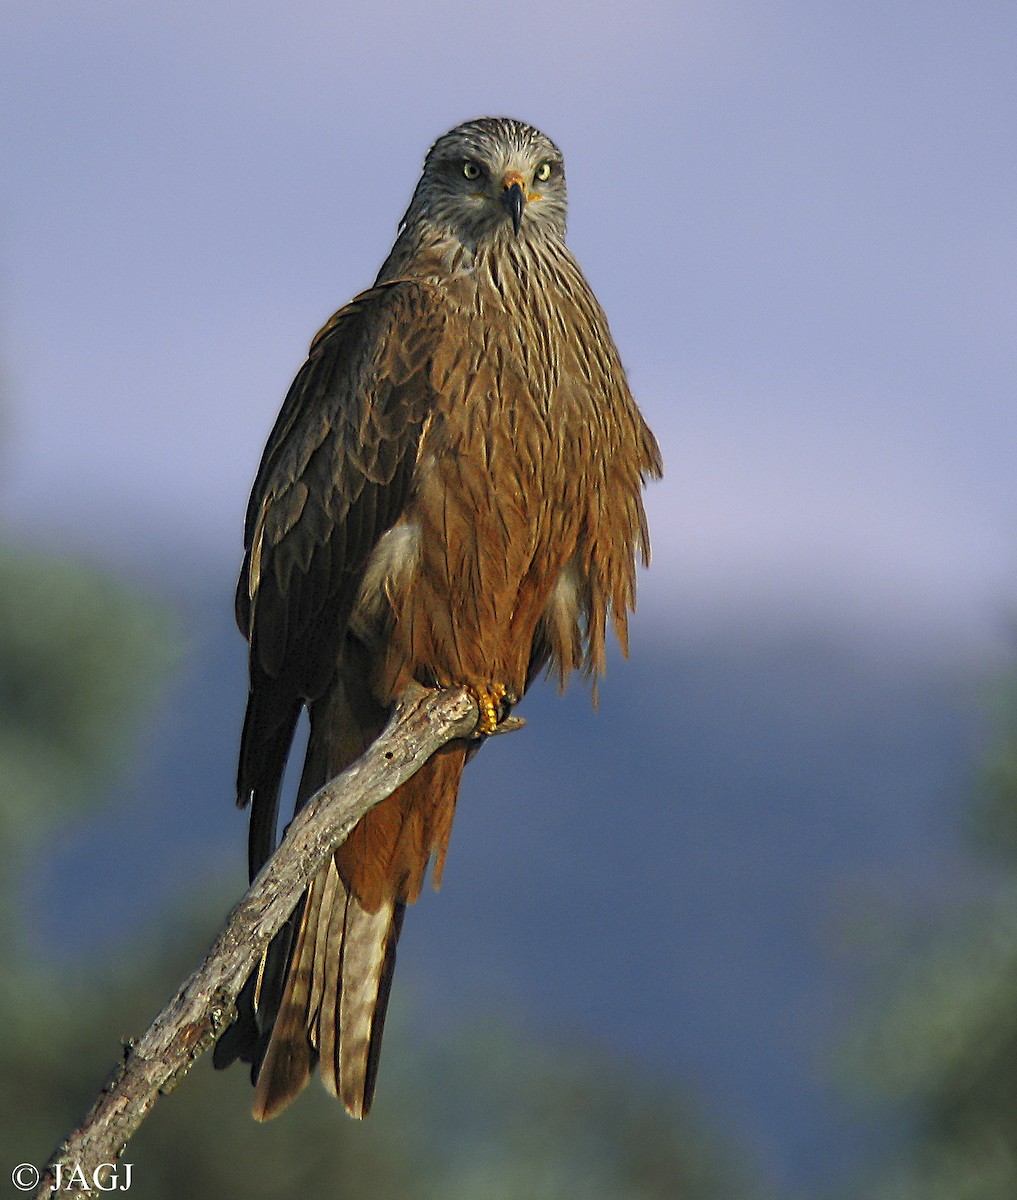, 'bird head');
402,117,568,248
